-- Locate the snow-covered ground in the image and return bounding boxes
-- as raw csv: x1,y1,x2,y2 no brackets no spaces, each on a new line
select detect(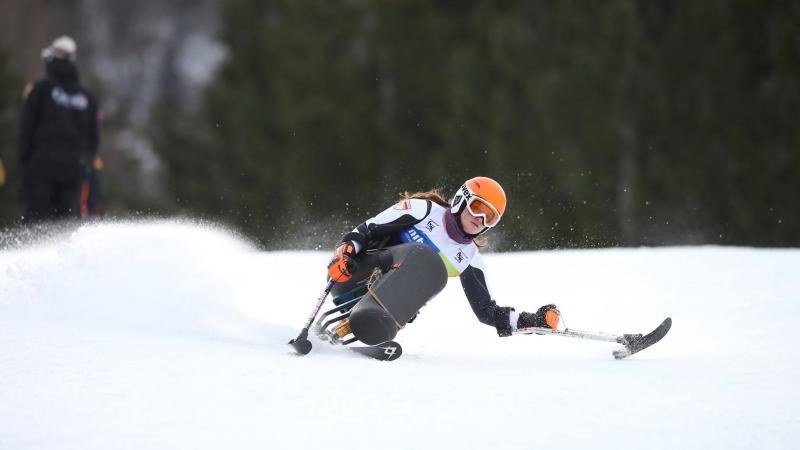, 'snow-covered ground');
1,221,798,449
